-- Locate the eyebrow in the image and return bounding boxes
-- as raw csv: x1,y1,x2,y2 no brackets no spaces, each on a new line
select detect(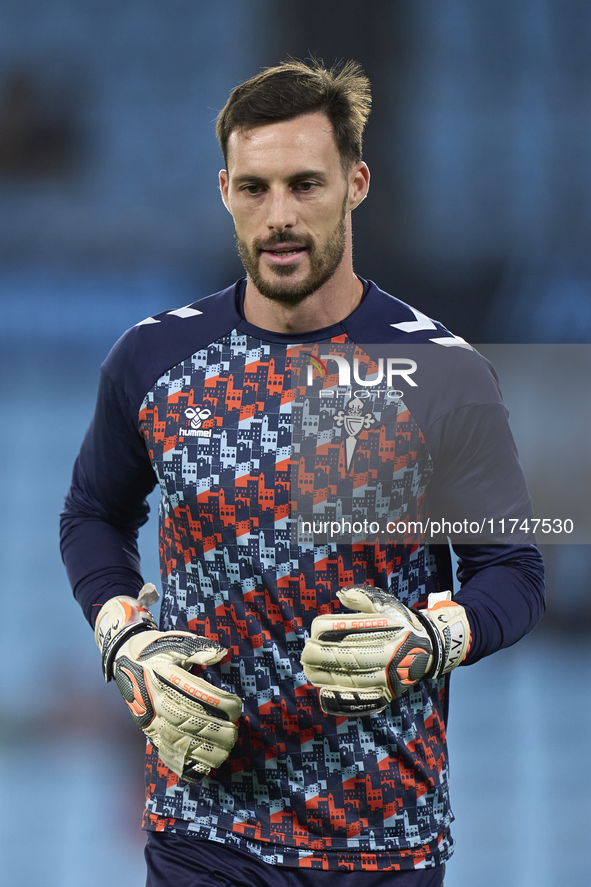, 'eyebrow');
231,170,327,186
